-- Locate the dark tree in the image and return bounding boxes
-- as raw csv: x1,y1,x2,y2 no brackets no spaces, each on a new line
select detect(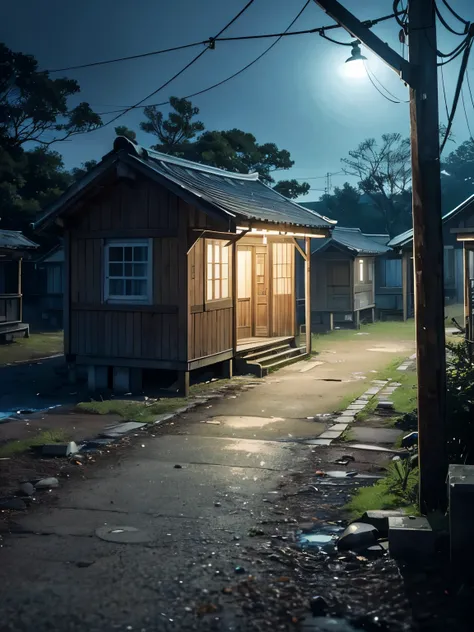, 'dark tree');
0,43,101,149
273,179,310,199
71,160,98,181
115,125,137,143
139,97,204,153
342,133,412,237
